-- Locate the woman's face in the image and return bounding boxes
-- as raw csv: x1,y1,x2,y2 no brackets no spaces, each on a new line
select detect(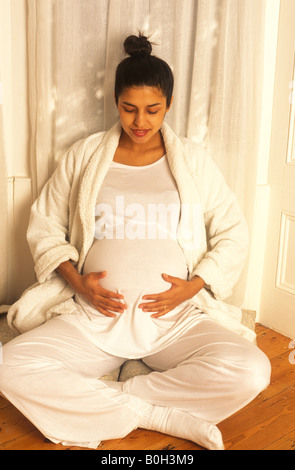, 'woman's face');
117,86,171,146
